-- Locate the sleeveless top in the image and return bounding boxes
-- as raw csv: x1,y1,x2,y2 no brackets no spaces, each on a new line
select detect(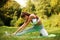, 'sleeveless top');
31,18,43,29
31,18,39,25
